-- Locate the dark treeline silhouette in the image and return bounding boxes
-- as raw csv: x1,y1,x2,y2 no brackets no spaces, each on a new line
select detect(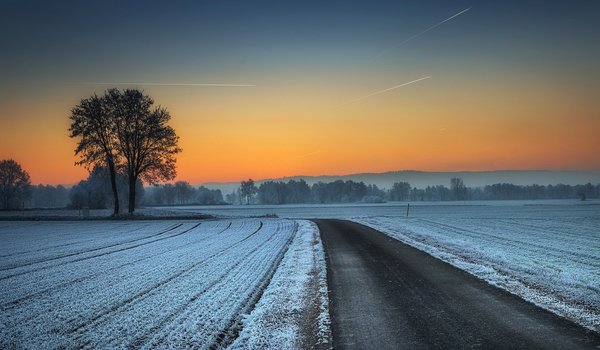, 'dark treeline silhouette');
240,179,258,205
0,159,31,209
242,180,389,204
230,178,600,205
407,181,600,201
144,181,225,206
29,185,69,208
4,161,600,210
32,175,224,209
69,166,144,210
